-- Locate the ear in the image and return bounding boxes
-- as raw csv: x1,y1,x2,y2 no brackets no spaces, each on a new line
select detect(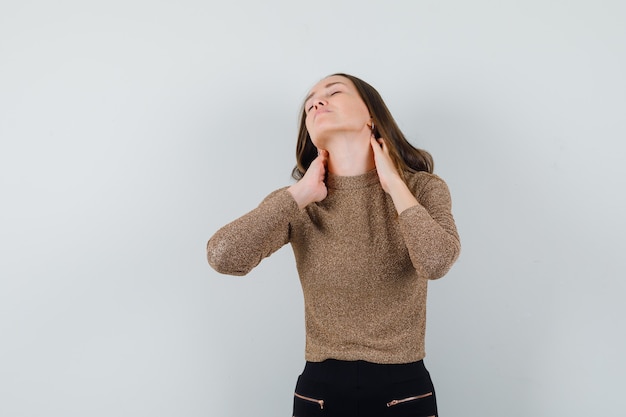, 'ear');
369,120,376,133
